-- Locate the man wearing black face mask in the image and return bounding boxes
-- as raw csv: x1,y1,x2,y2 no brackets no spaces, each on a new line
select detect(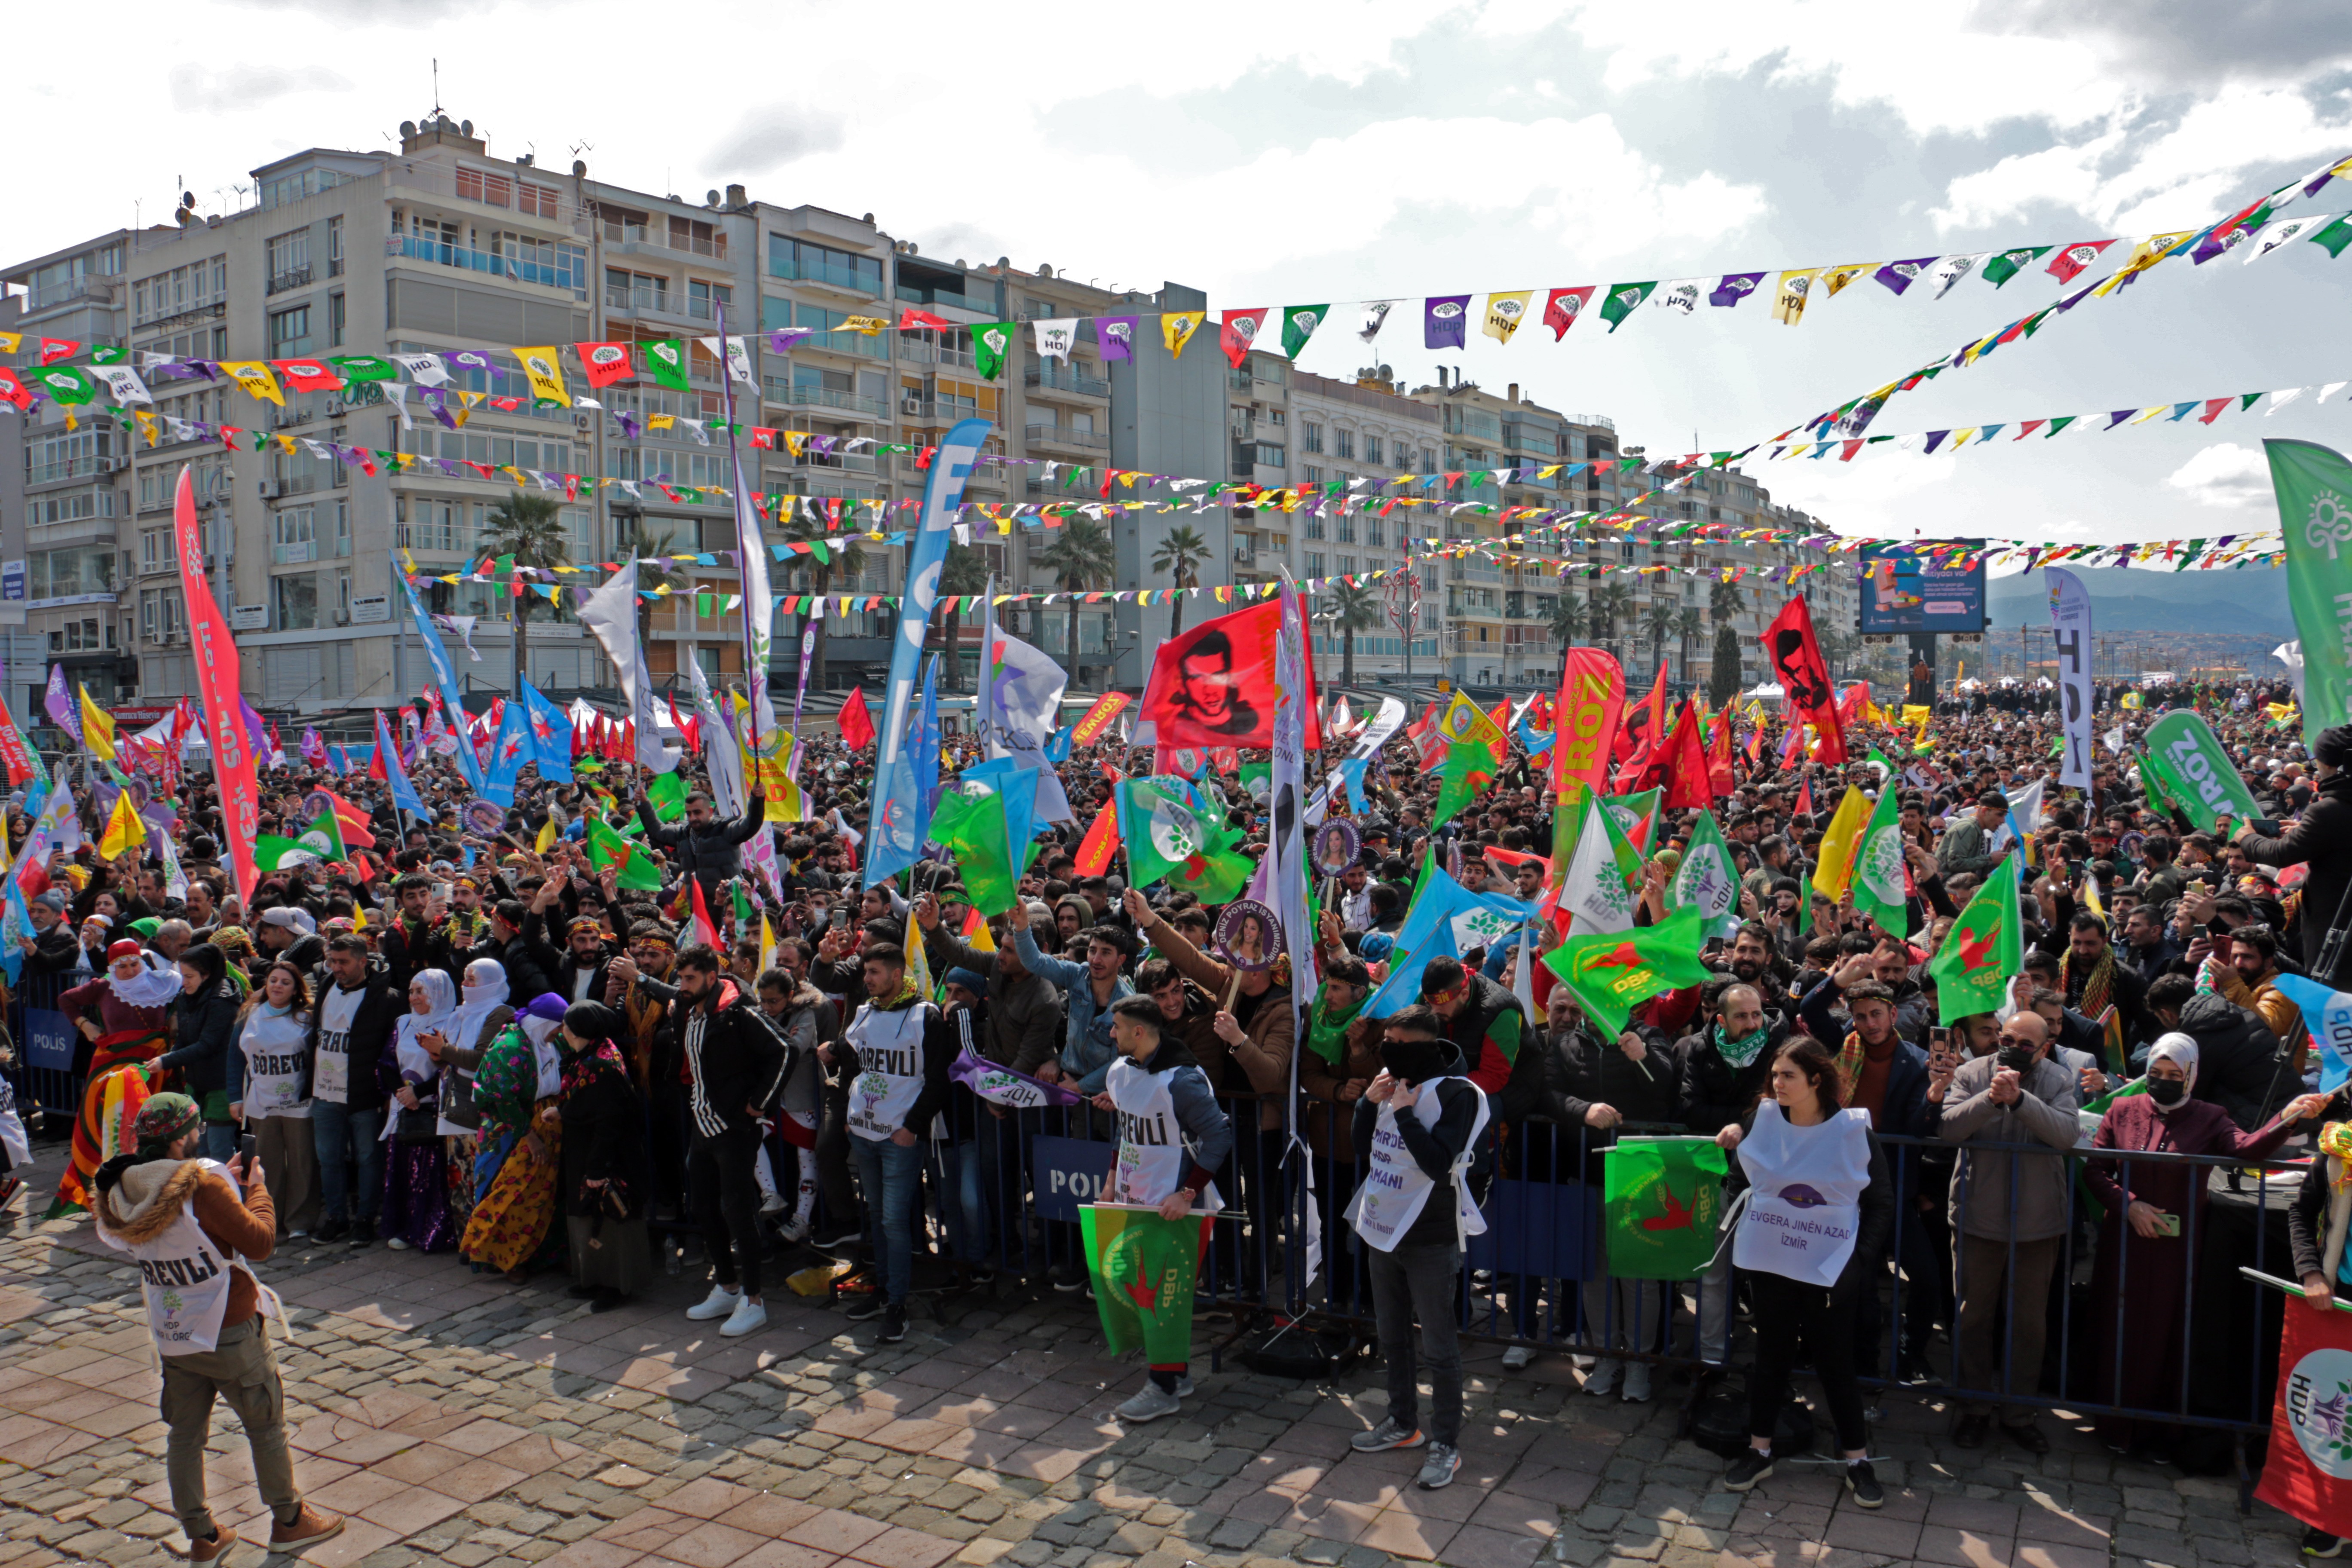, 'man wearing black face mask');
1926,1011,2078,1455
